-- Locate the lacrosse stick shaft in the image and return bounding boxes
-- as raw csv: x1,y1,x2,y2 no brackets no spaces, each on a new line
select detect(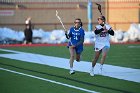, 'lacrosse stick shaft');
56,10,66,32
